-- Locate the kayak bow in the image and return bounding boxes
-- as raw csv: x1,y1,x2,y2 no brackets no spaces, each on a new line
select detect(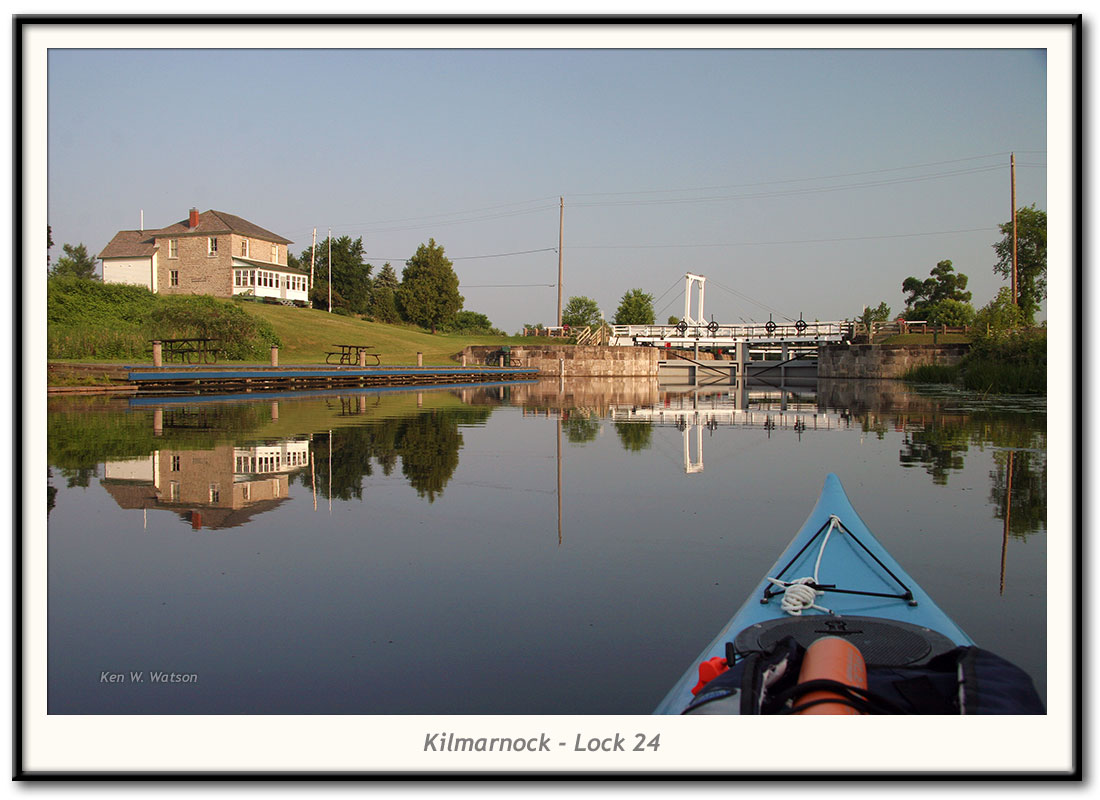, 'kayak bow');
654,473,976,715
